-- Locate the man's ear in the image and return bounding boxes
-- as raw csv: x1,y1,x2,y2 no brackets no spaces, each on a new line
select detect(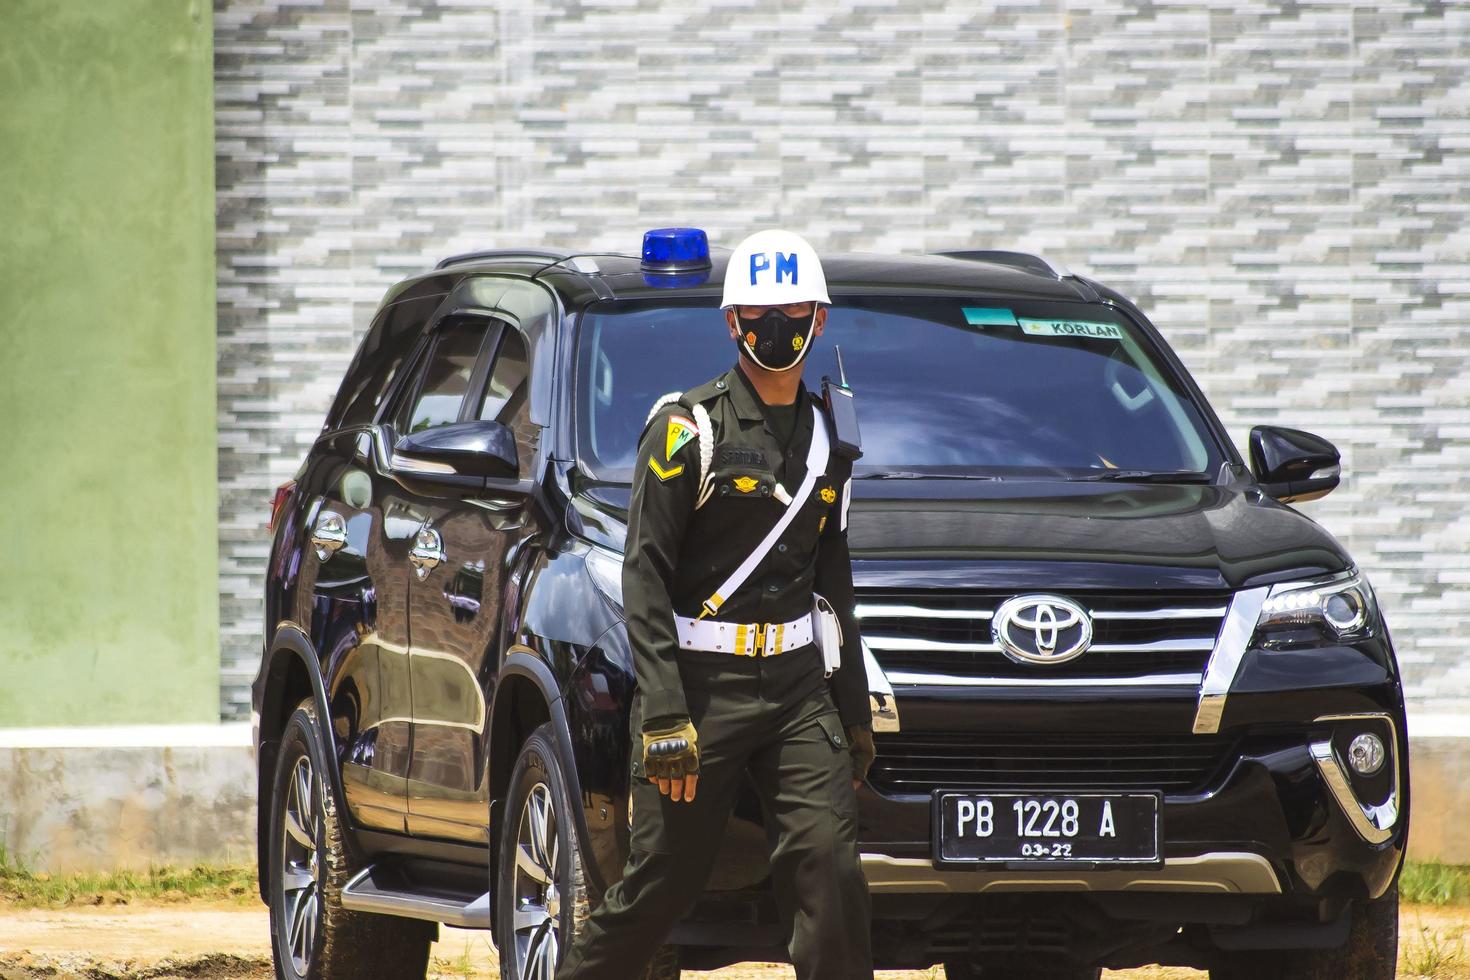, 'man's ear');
725,309,739,338
813,306,828,337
